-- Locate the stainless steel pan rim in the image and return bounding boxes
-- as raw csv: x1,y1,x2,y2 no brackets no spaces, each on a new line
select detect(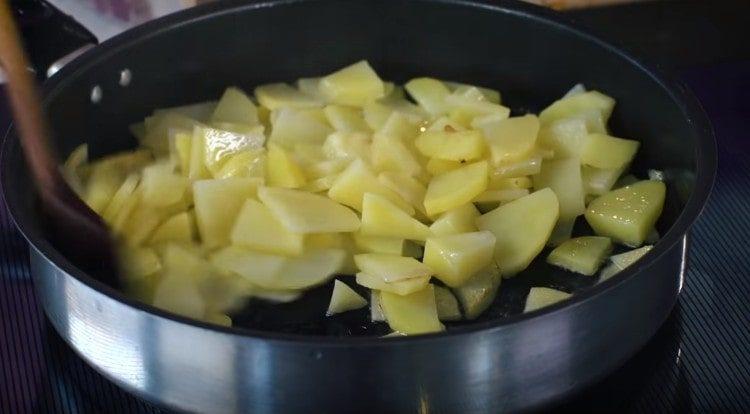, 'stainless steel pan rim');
0,0,717,346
